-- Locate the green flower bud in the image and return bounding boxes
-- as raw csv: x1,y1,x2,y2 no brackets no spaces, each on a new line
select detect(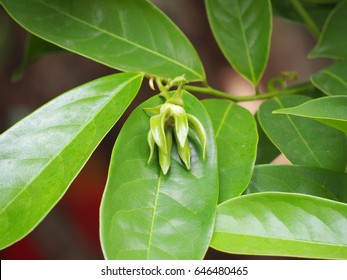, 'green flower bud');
146,91,207,174
165,104,189,148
